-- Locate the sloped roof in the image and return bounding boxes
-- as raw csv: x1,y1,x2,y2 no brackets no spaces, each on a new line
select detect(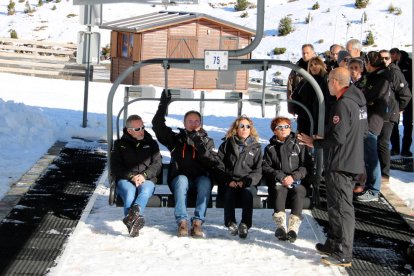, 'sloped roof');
99,11,256,35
